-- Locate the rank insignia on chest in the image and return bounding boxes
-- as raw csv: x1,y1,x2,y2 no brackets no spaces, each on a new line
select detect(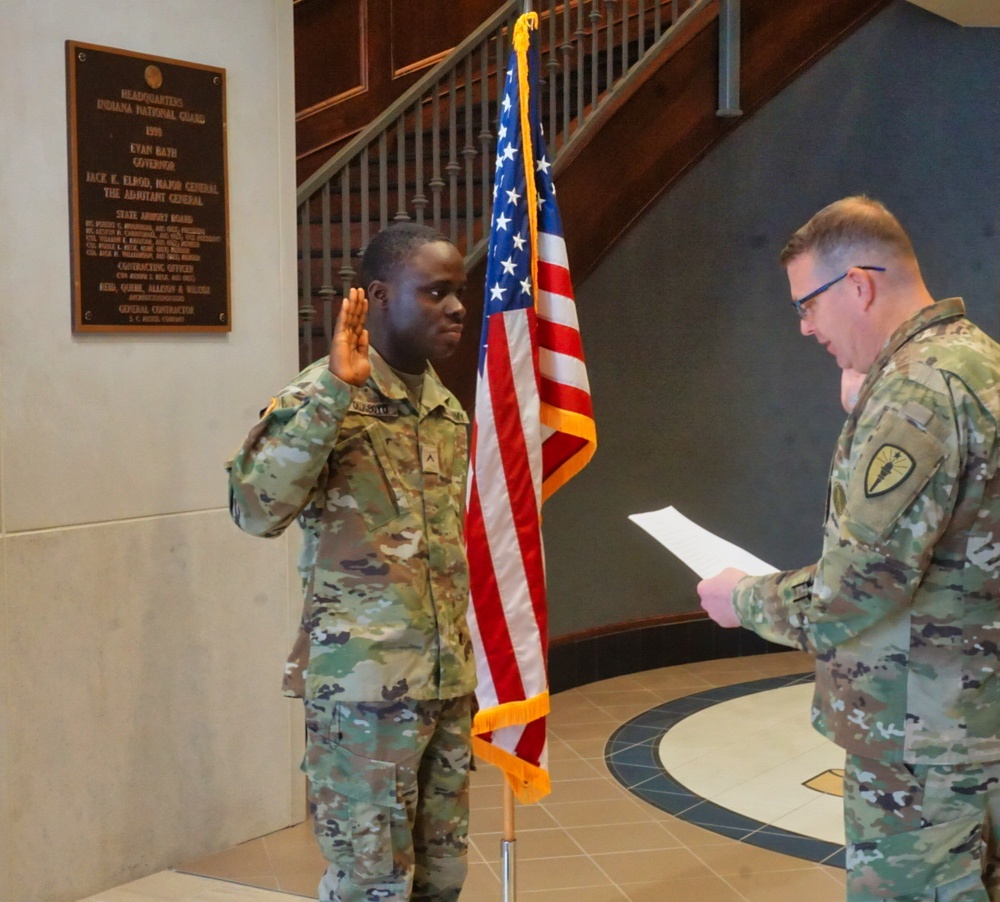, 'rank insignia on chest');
420,442,440,475
865,444,915,498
